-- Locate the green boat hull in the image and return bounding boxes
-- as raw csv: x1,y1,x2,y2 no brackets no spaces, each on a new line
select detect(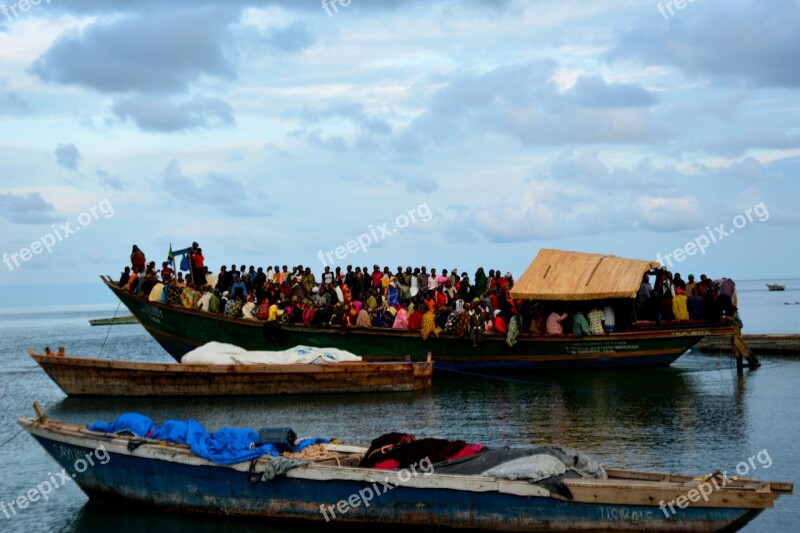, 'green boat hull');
104,278,735,371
